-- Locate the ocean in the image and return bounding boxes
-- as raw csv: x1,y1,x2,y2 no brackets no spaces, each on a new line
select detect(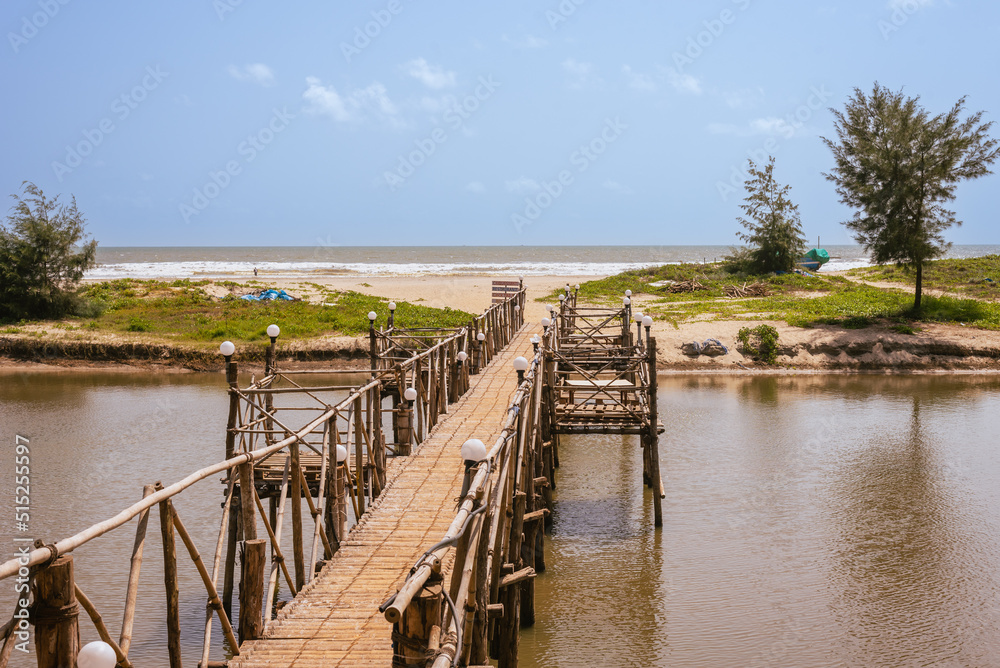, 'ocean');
86,245,1000,280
